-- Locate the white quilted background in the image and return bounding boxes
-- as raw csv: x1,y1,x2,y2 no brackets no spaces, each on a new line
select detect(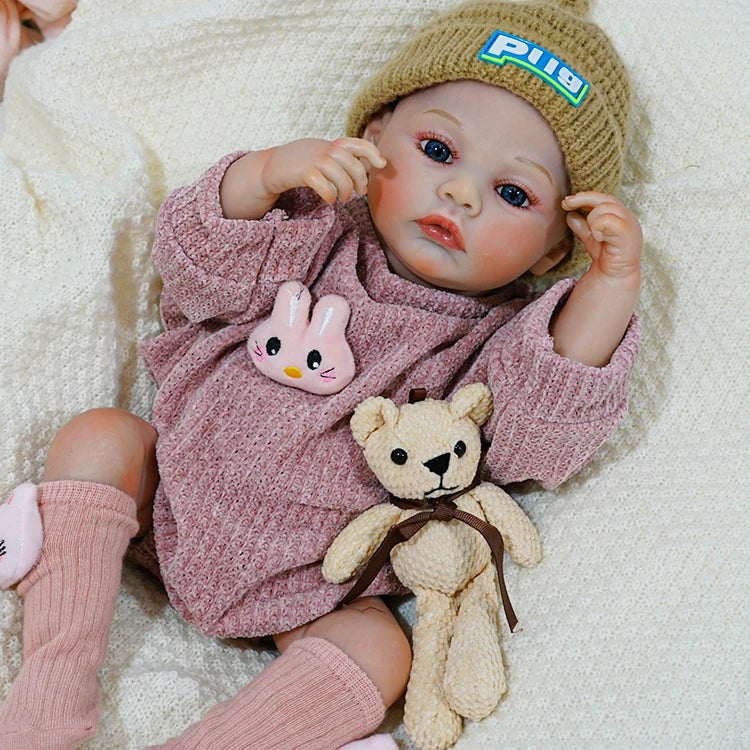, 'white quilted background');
0,1,747,747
